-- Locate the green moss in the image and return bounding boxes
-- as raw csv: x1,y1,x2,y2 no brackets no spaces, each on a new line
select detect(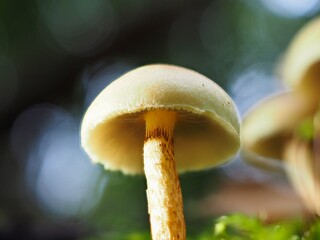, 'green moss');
81,214,320,240
211,214,300,240
303,220,320,240
296,118,314,141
